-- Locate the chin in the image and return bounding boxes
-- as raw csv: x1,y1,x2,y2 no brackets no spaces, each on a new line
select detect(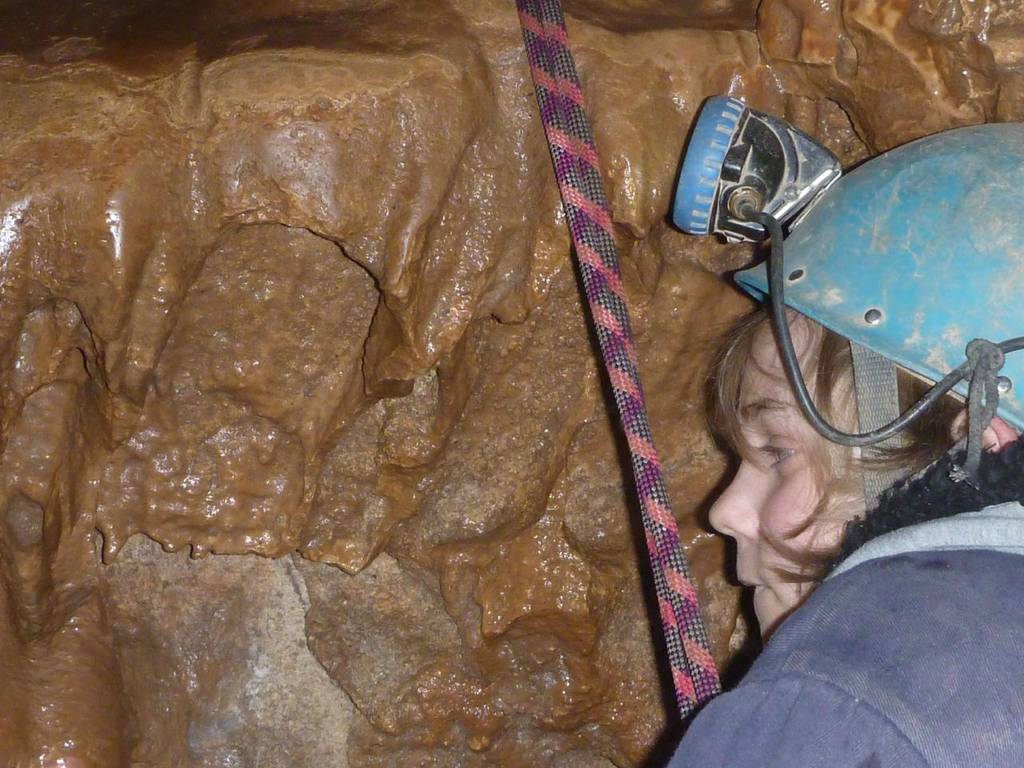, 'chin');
753,584,806,638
